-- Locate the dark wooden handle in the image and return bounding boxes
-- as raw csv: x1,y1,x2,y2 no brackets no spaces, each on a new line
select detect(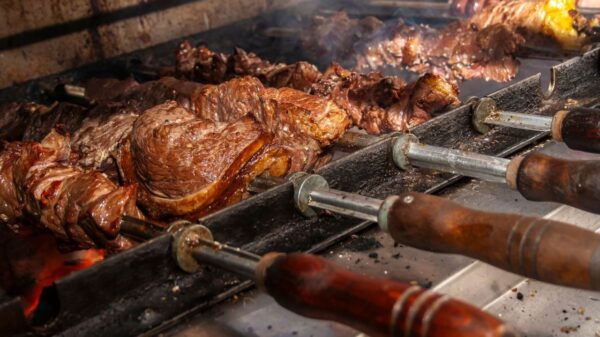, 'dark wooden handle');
258,253,516,337
383,193,600,290
553,108,600,154
511,152,600,214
